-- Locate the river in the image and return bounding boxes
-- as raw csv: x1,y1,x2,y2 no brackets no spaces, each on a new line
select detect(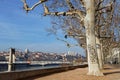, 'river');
0,63,62,72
